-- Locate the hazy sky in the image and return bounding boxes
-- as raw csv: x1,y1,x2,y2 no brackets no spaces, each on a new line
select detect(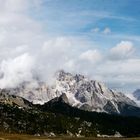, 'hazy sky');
0,0,140,92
